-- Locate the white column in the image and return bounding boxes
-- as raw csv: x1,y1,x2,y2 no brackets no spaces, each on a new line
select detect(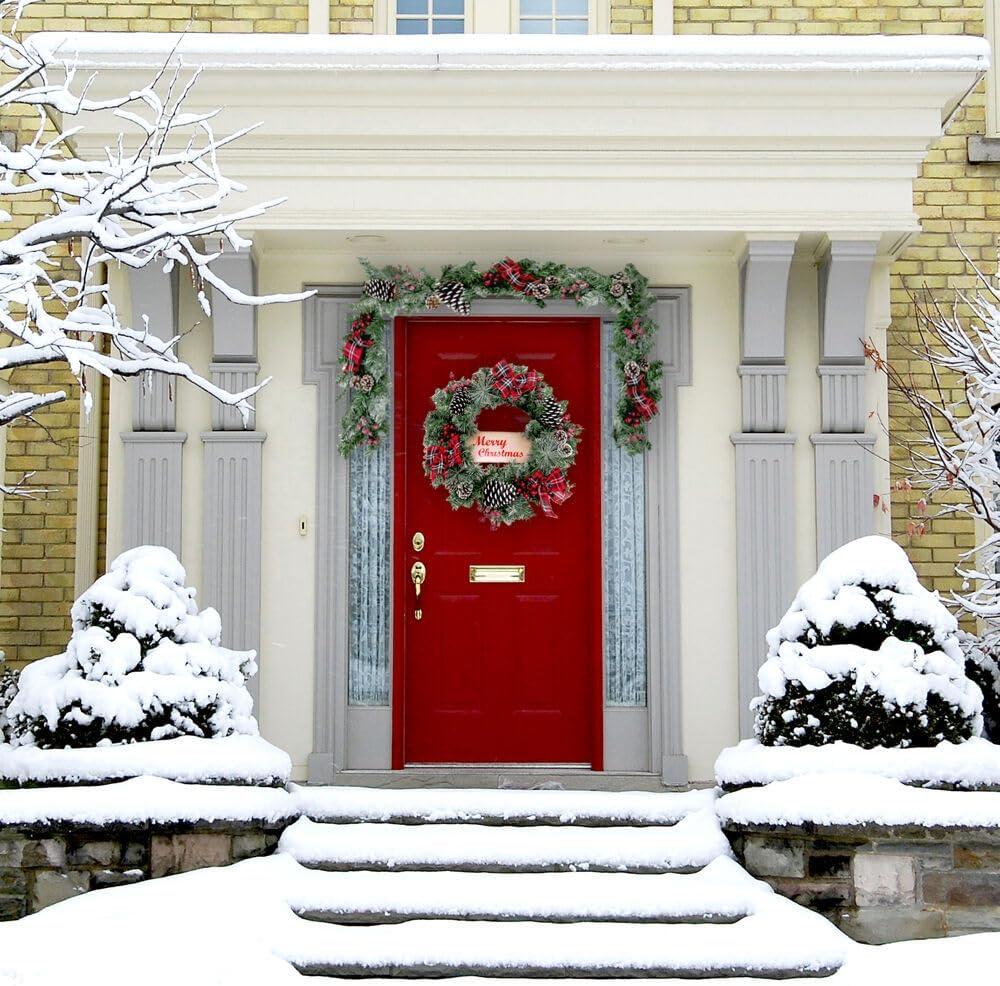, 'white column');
308,0,330,34
122,265,186,555
202,249,266,707
731,236,798,738
812,238,878,560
